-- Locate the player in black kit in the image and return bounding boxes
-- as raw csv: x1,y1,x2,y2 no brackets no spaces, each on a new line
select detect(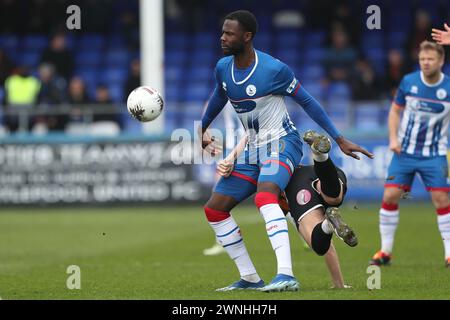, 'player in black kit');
217,130,357,288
